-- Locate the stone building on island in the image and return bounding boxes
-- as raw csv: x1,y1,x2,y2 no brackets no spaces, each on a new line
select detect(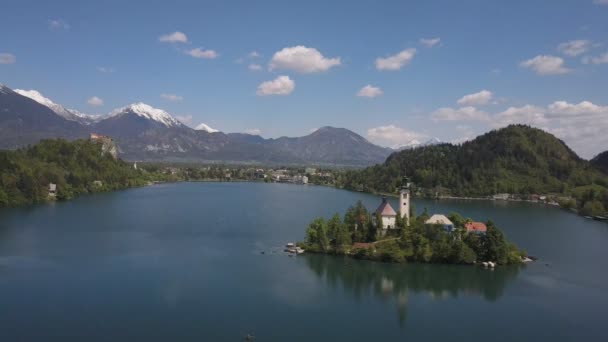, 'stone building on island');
374,197,397,229
373,176,412,231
